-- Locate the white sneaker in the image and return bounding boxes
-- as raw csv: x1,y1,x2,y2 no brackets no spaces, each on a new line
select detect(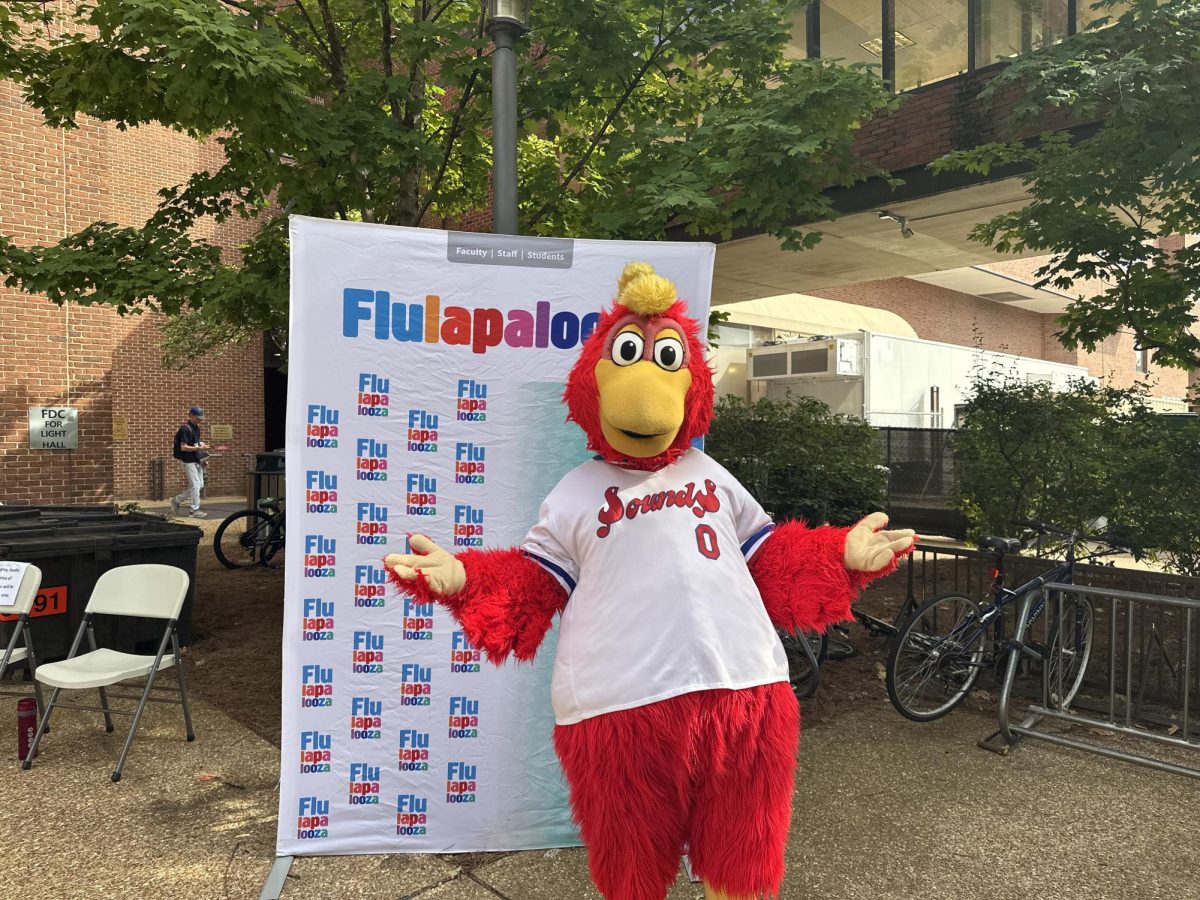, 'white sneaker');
169,497,180,515
190,510,209,519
